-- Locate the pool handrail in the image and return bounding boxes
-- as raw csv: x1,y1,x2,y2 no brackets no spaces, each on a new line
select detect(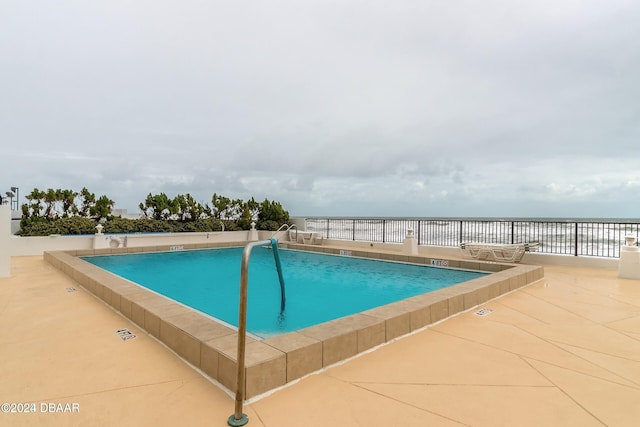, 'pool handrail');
229,238,285,426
